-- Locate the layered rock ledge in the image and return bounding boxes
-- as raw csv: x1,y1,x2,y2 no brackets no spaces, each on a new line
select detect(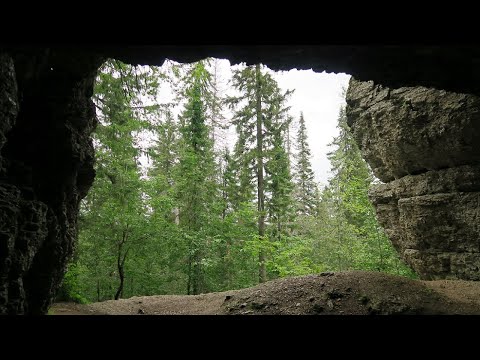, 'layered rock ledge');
347,78,480,280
